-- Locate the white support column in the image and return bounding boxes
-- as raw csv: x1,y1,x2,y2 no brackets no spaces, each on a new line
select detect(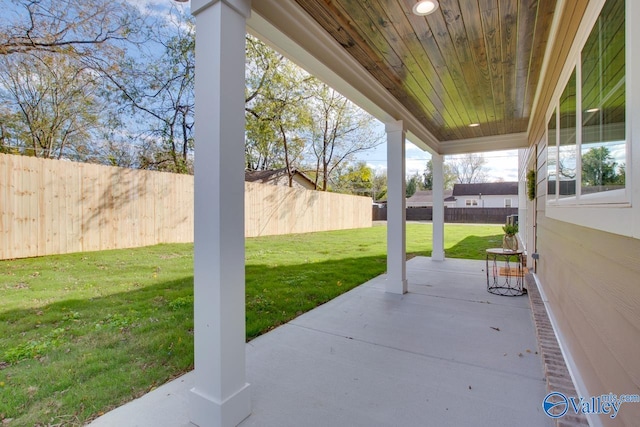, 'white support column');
431,154,445,261
386,120,407,294
190,1,251,427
